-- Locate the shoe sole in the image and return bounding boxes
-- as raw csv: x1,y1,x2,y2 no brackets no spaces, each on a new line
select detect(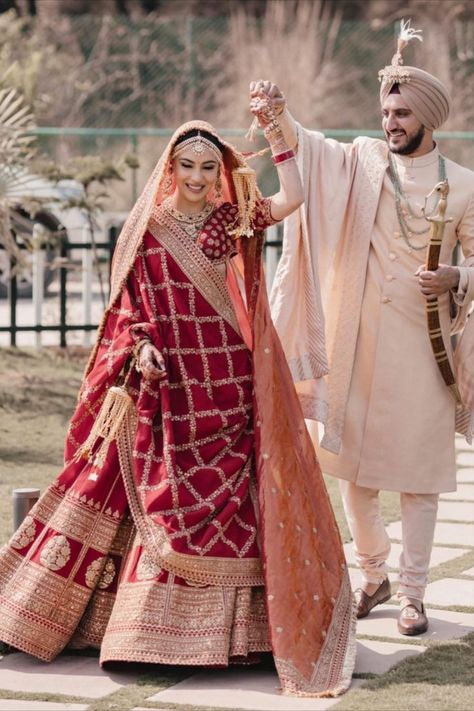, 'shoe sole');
398,622,428,636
